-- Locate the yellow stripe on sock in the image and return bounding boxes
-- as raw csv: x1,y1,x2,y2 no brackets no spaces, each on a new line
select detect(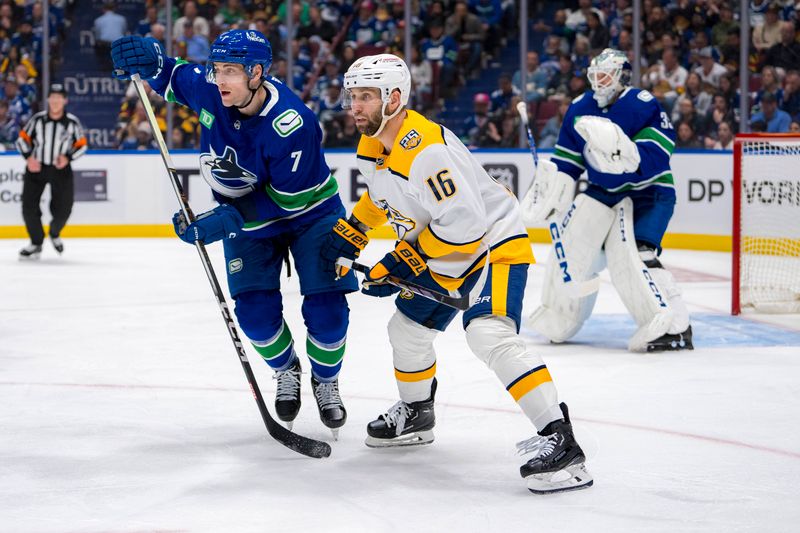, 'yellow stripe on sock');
395,362,436,383
507,366,553,402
